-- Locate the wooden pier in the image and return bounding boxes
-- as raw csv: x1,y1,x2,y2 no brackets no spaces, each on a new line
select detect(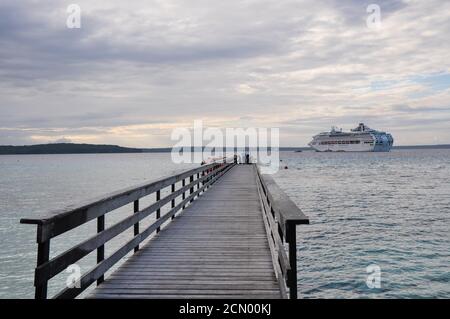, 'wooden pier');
21,161,309,299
